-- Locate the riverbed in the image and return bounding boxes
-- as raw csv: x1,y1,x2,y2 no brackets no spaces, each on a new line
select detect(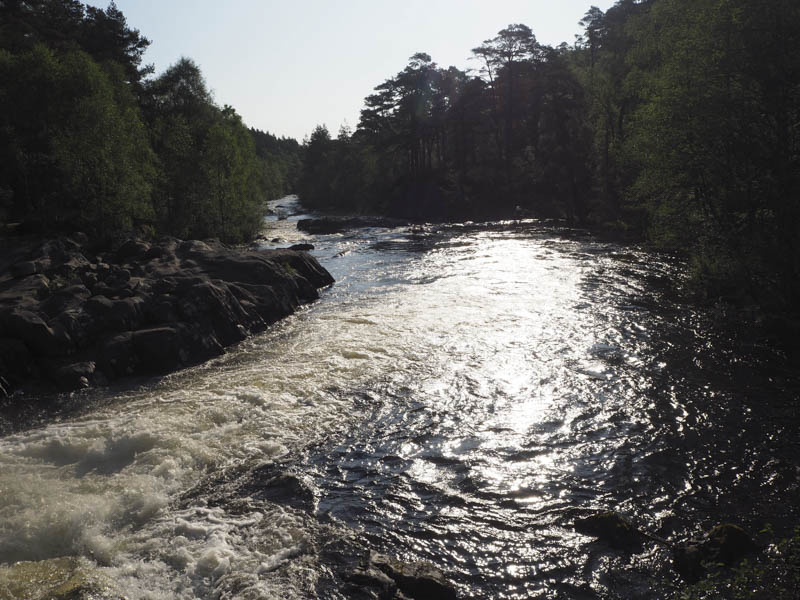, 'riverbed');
0,196,797,599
